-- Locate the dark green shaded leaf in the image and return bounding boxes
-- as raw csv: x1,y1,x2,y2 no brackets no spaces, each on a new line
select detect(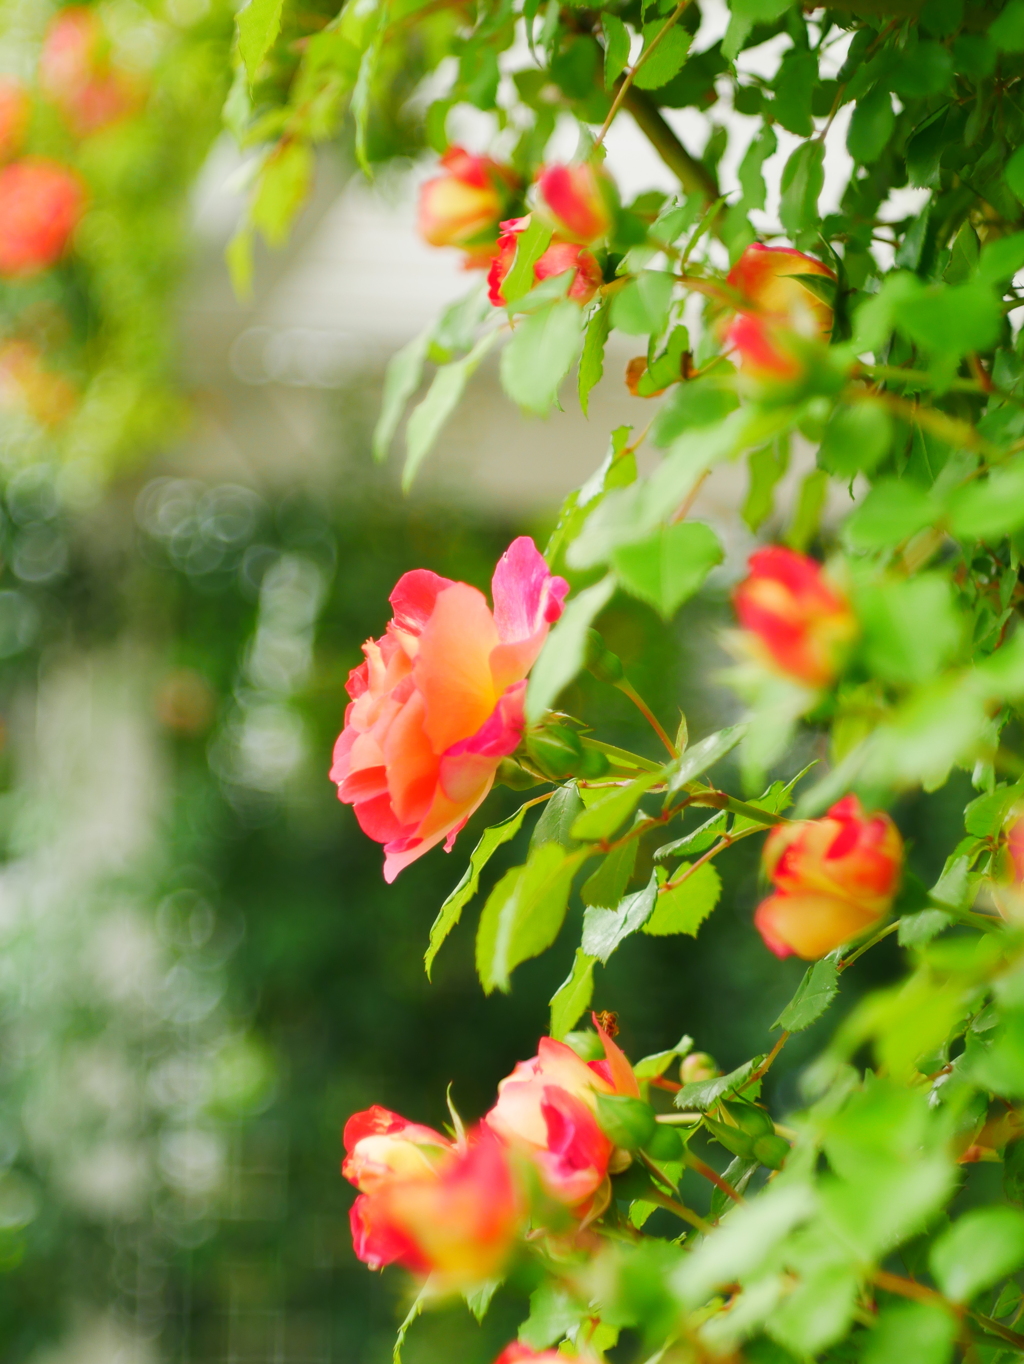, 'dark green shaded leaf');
773,954,839,1031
